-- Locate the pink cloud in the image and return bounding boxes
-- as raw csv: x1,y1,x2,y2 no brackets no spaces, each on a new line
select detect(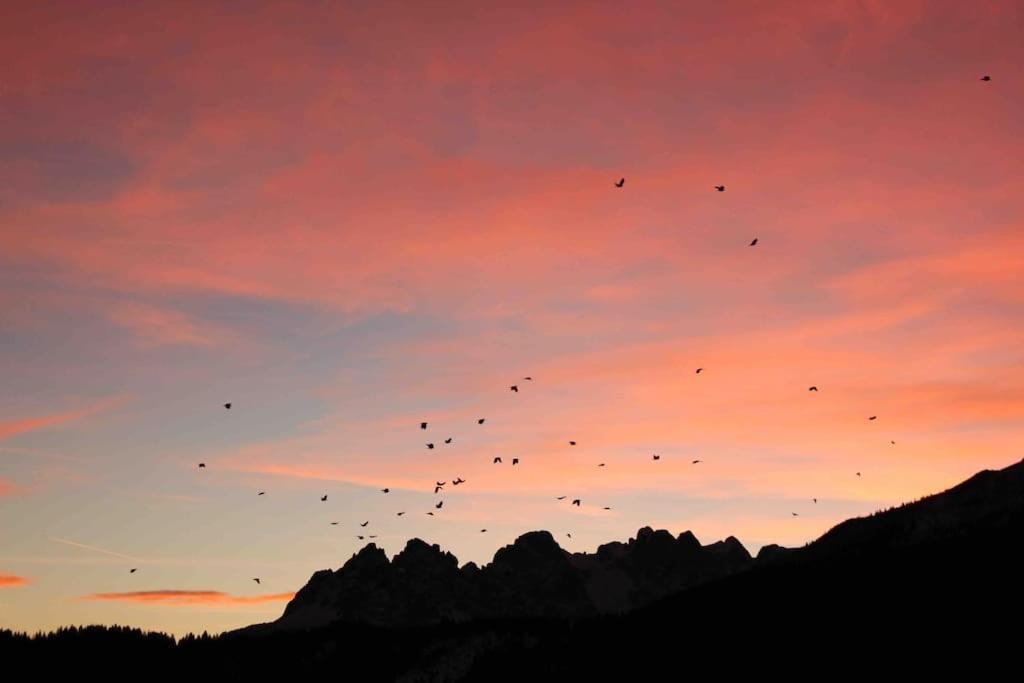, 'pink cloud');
0,575,30,588
83,590,294,606
0,398,123,442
